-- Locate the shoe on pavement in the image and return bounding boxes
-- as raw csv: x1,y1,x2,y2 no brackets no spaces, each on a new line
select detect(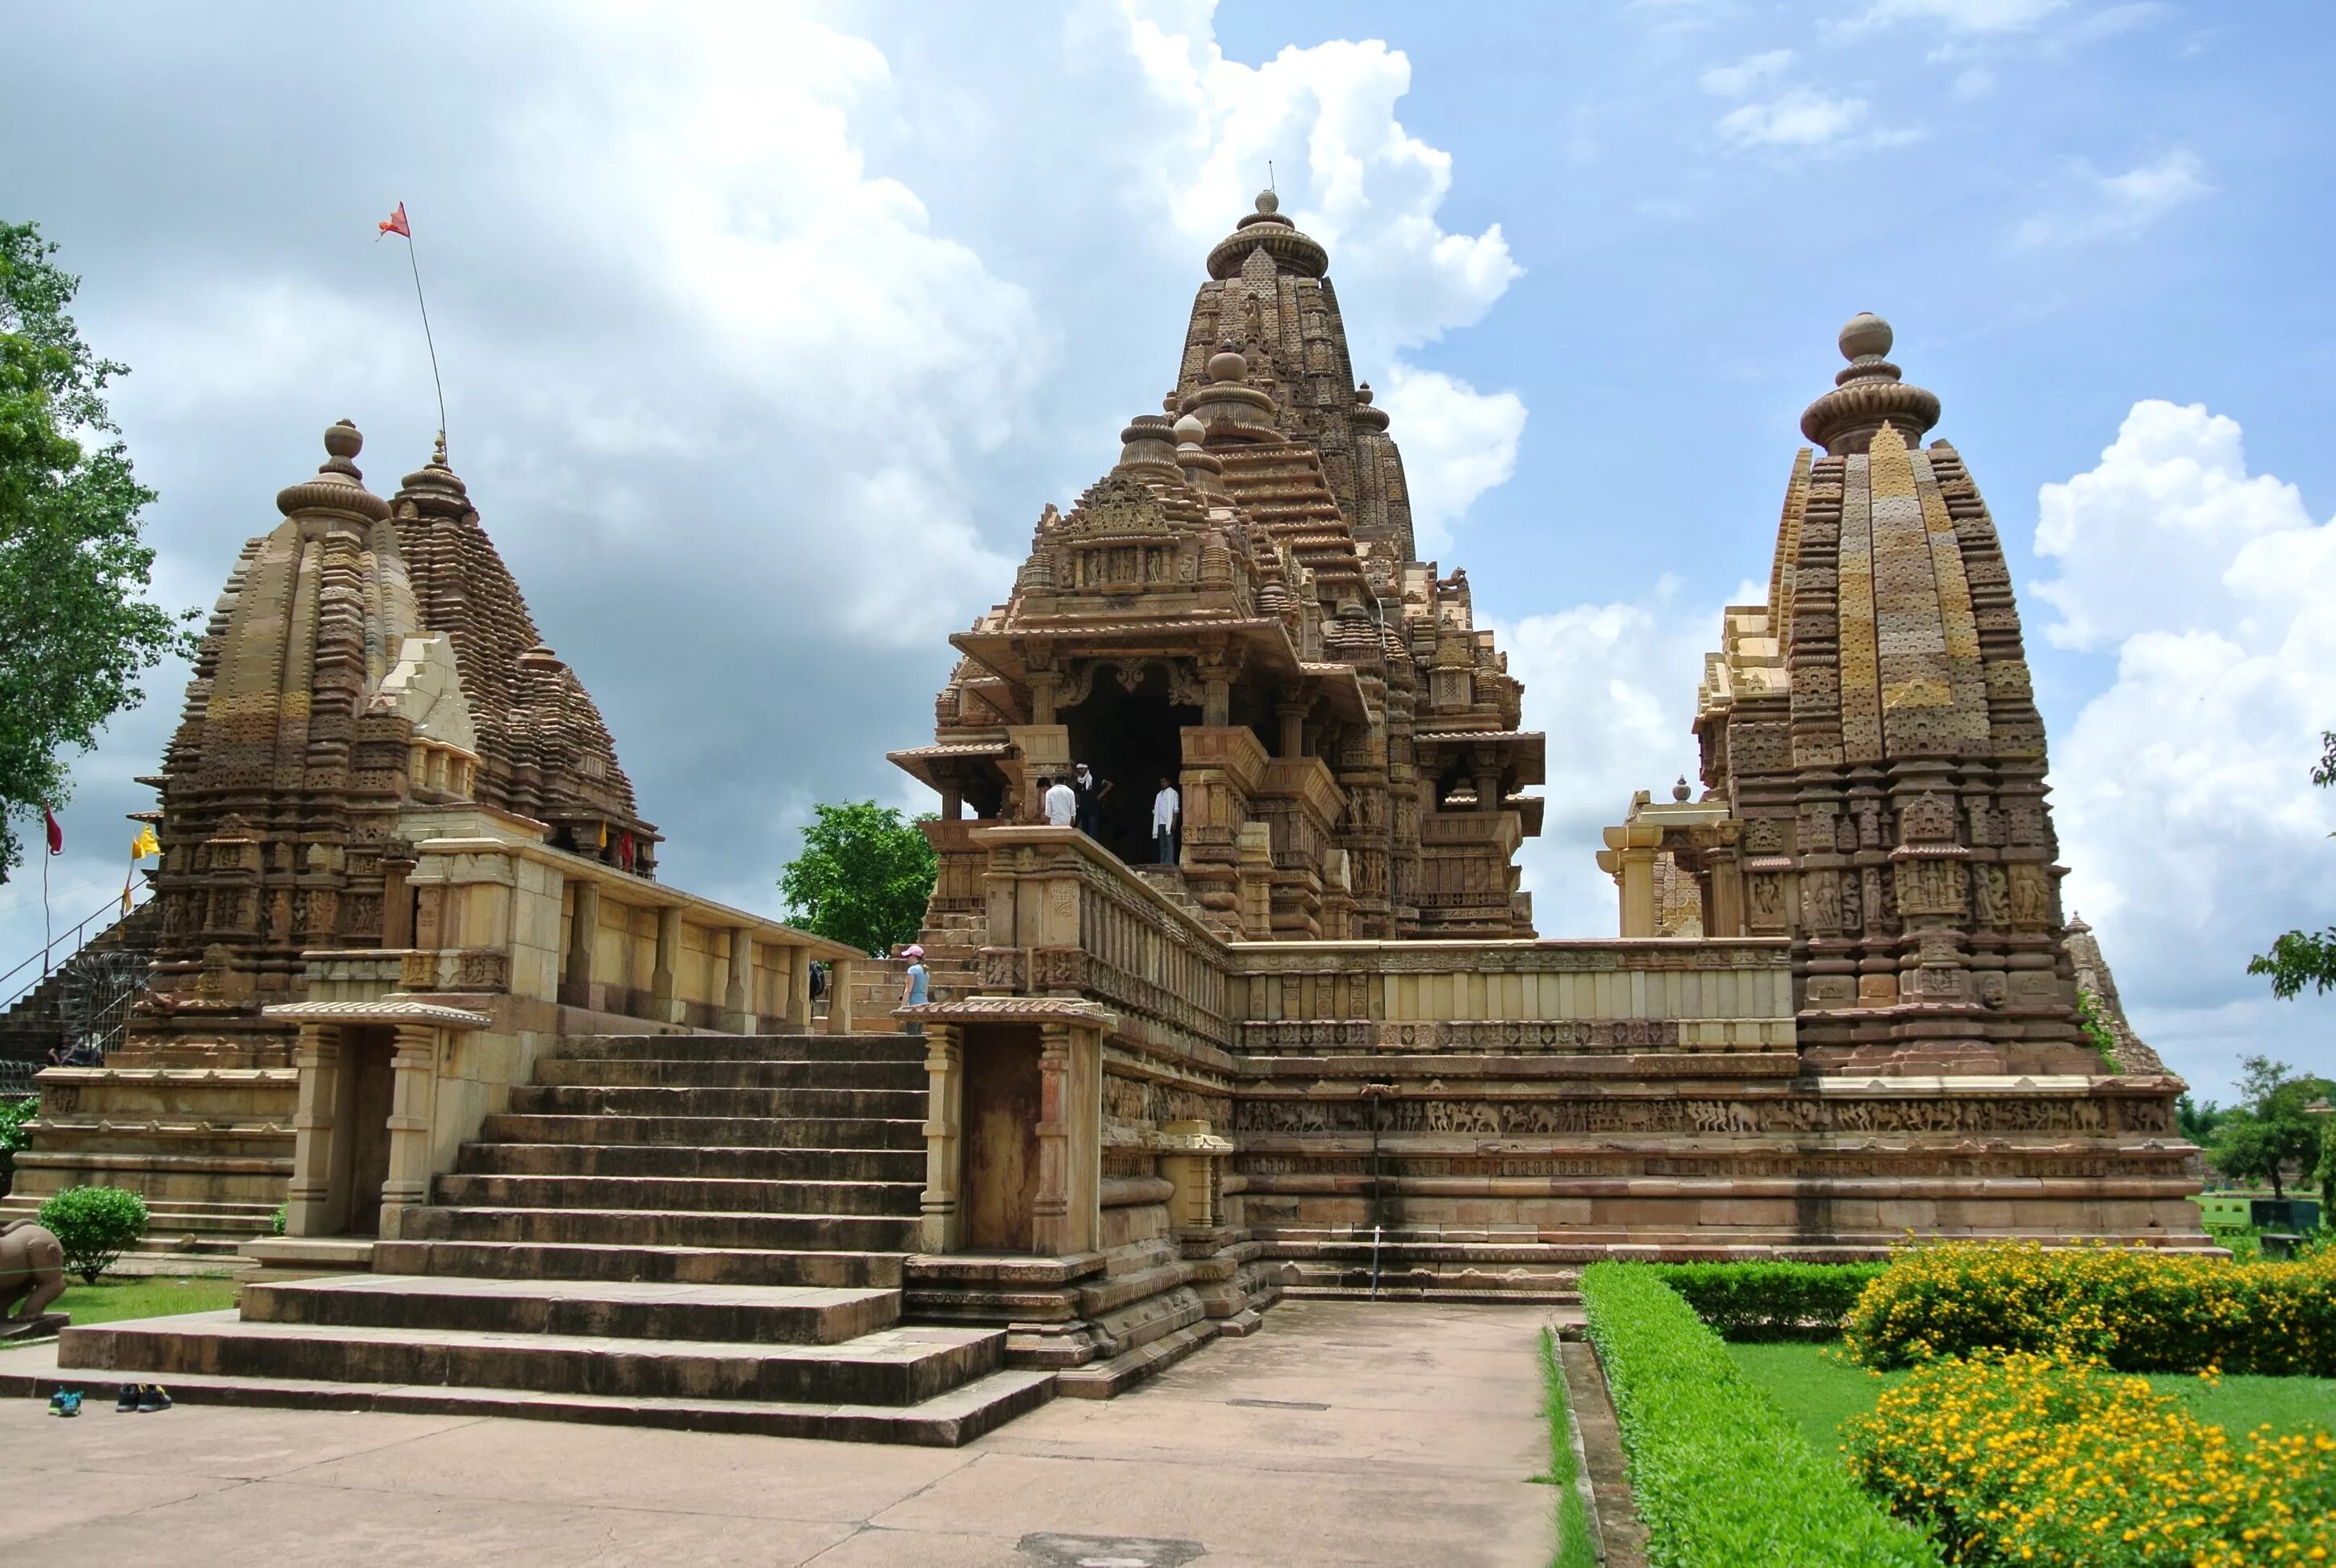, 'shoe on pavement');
116,1385,140,1413
137,1385,173,1412
49,1389,83,1416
